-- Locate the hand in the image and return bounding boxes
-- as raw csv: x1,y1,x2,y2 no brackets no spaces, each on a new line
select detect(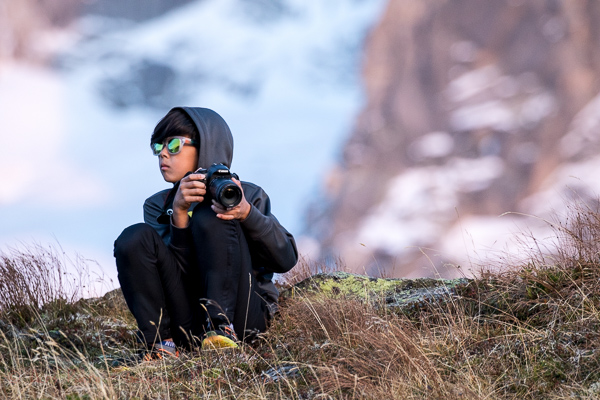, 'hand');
211,178,251,221
172,173,206,228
